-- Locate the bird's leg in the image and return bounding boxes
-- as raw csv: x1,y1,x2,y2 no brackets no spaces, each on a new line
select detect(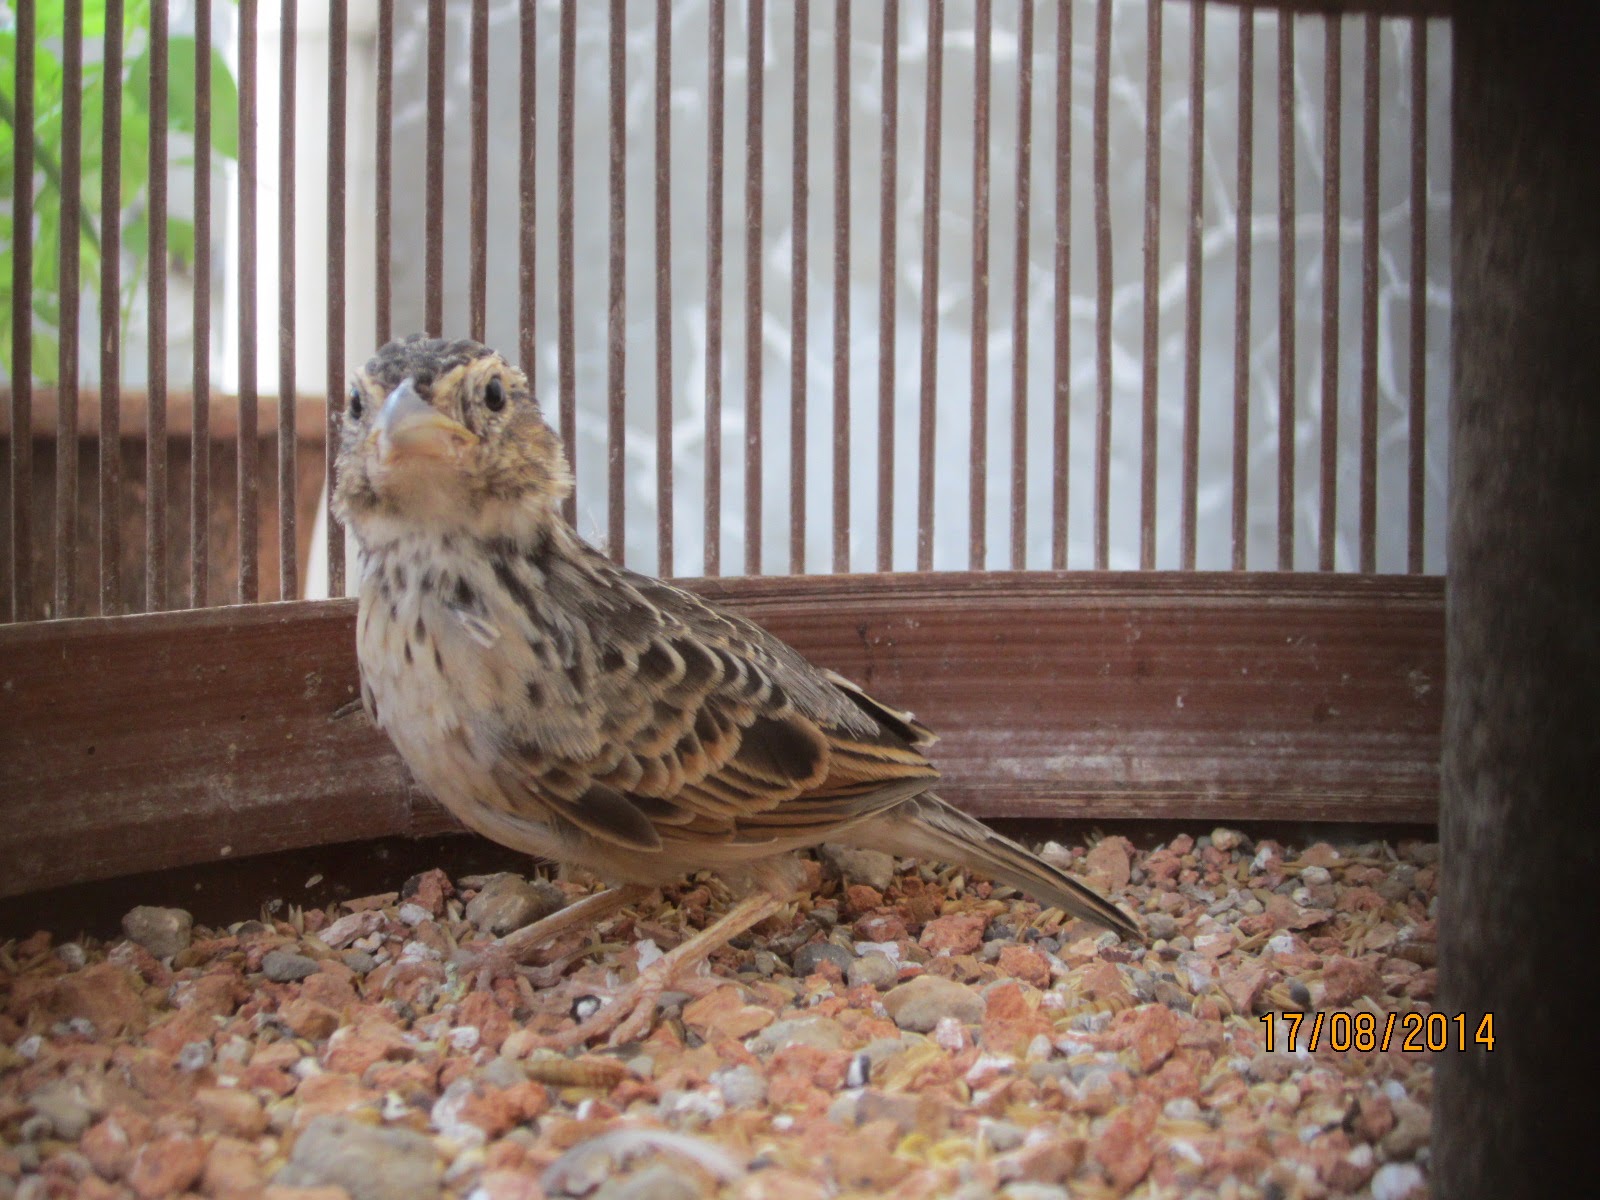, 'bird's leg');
456,883,652,990
553,888,789,1048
